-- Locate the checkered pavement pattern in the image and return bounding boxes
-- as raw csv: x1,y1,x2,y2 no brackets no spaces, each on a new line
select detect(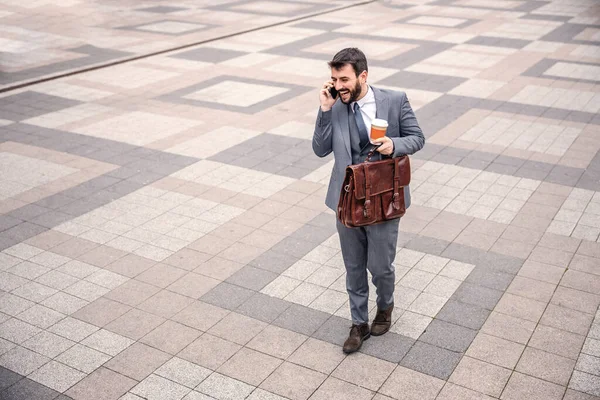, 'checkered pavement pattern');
1,0,600,399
